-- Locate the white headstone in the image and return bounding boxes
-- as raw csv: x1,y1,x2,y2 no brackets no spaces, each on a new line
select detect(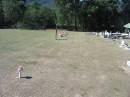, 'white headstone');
17,66,23,78
127,61,130,67
120,40,126,47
